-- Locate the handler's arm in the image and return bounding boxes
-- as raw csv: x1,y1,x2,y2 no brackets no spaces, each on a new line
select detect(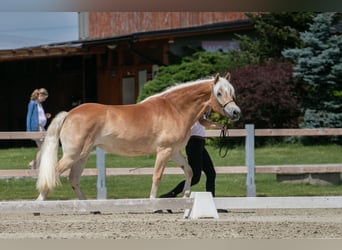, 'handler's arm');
198,116,223,130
